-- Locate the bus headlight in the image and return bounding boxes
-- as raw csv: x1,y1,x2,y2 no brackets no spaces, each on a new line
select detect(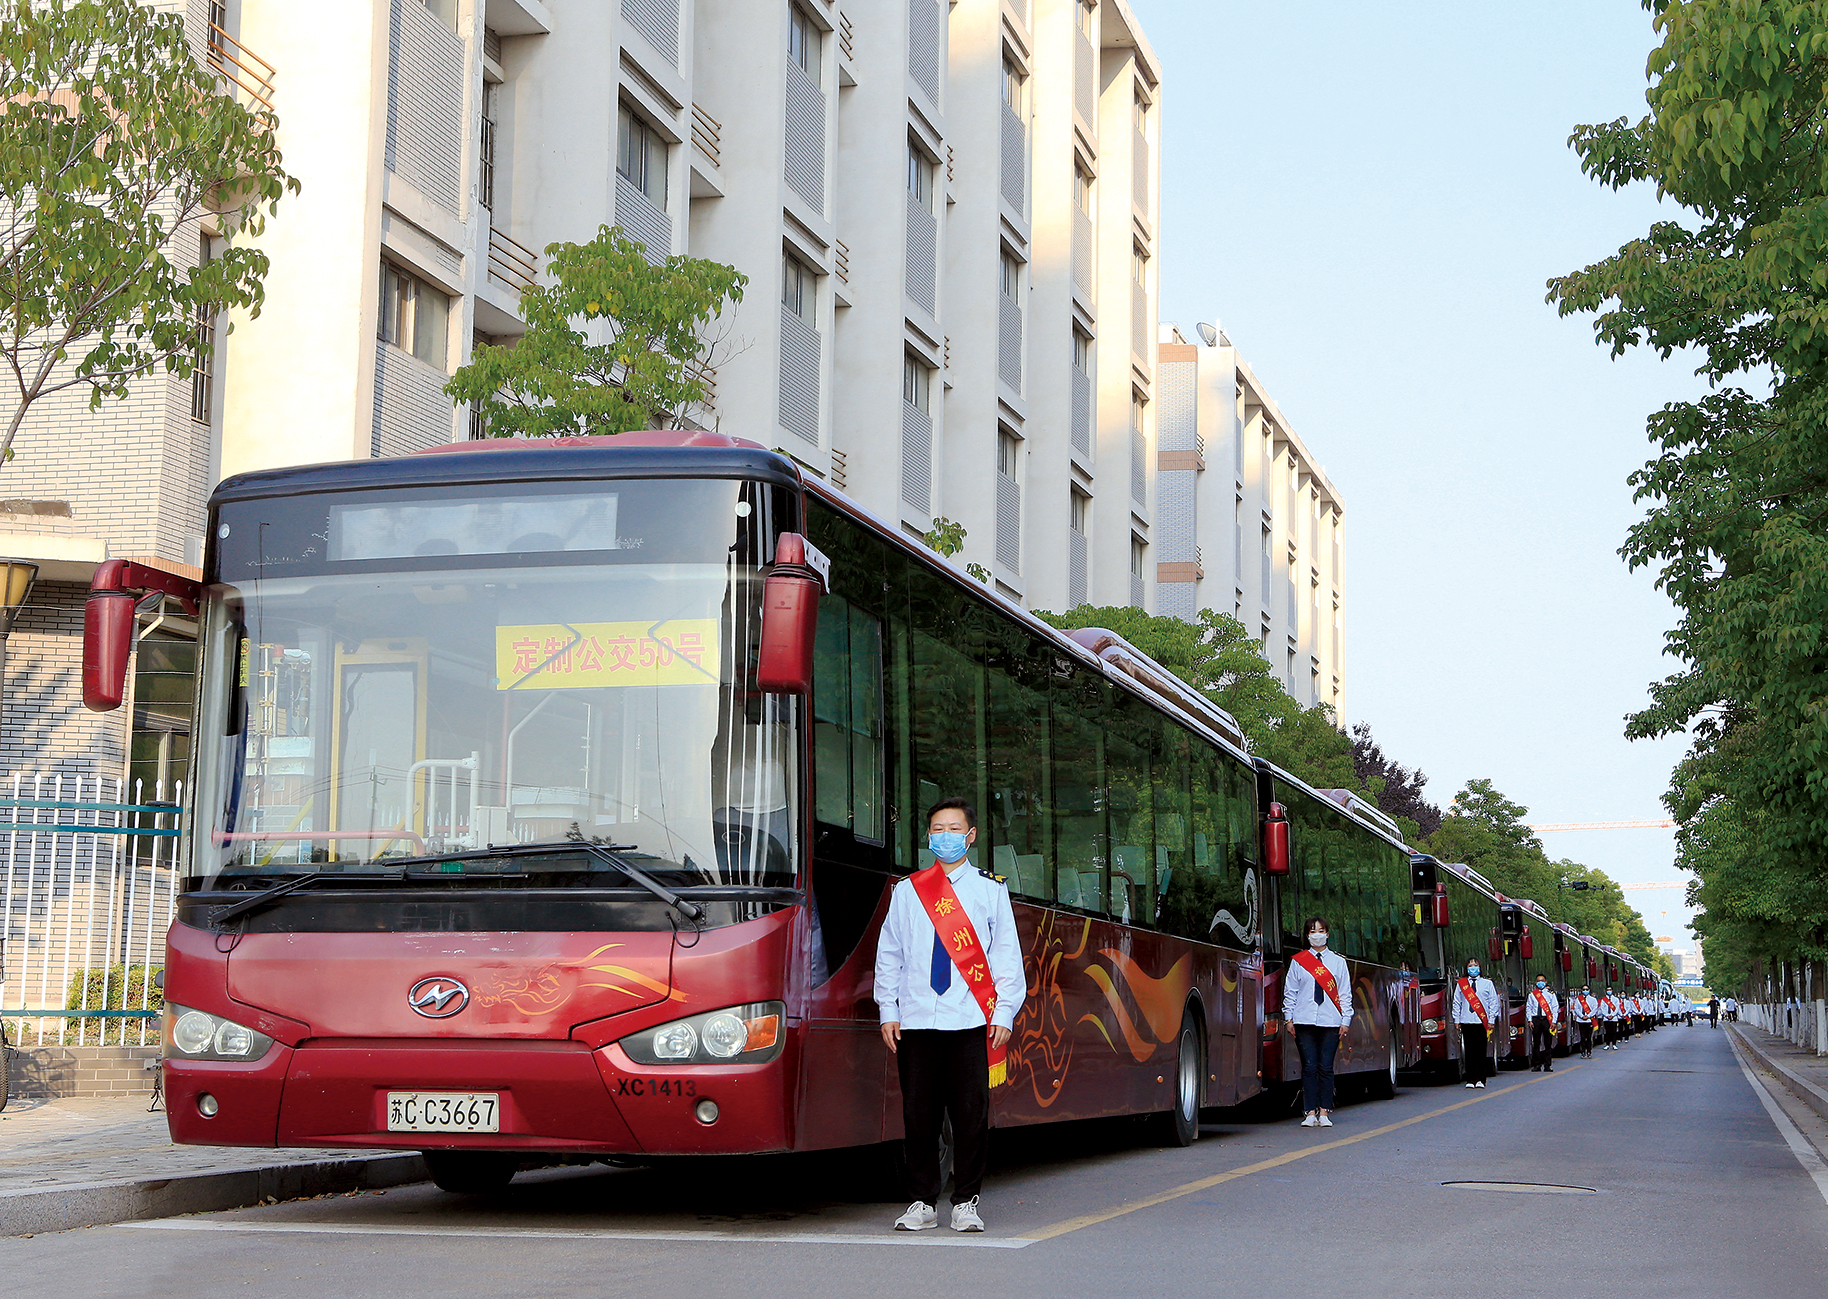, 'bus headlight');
163,1004,274,1062
621,1002,787,1066
1421,1018,1442,1035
